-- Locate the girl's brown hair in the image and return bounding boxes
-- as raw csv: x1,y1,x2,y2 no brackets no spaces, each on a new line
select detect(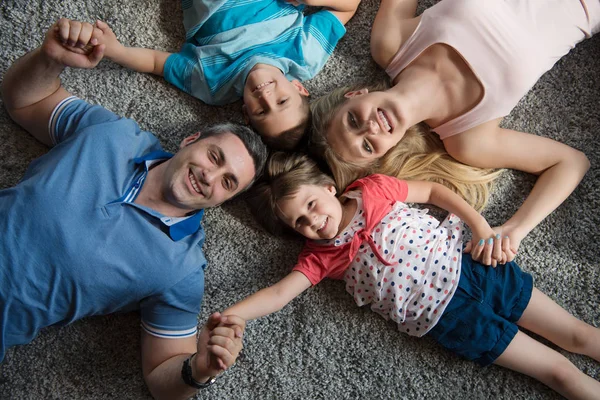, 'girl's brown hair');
309,81,501,211
246,152,335,236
